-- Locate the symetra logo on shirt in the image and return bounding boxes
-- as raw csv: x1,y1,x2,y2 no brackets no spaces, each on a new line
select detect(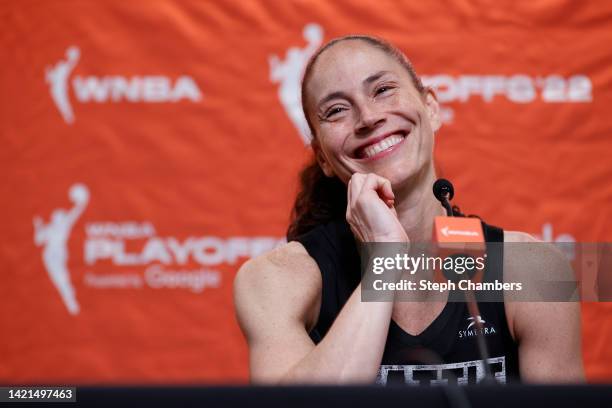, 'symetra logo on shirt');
45,46,203,124
458,315,497,339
